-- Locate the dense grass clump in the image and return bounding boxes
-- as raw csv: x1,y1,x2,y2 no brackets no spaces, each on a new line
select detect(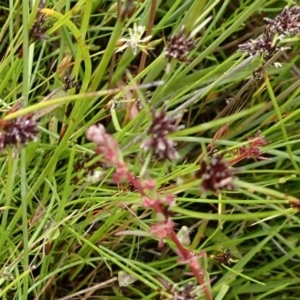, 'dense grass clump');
1,1,300,299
